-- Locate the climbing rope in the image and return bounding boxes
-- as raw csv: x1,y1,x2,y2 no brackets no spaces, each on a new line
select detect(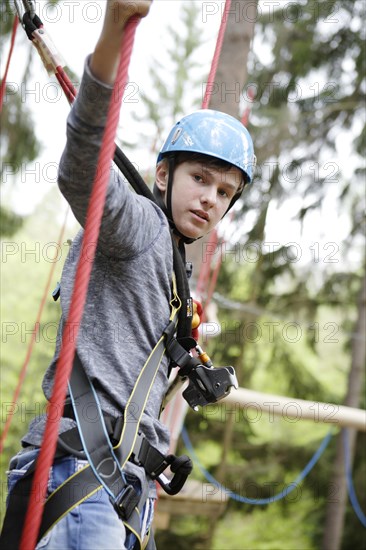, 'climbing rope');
160,0,235,436
19,13,141,550
1,1,76,459
182,426,333,505
343,429,366,527
54,65,77,104
183,426,366,527
195,0,255,315
195,0,233,308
